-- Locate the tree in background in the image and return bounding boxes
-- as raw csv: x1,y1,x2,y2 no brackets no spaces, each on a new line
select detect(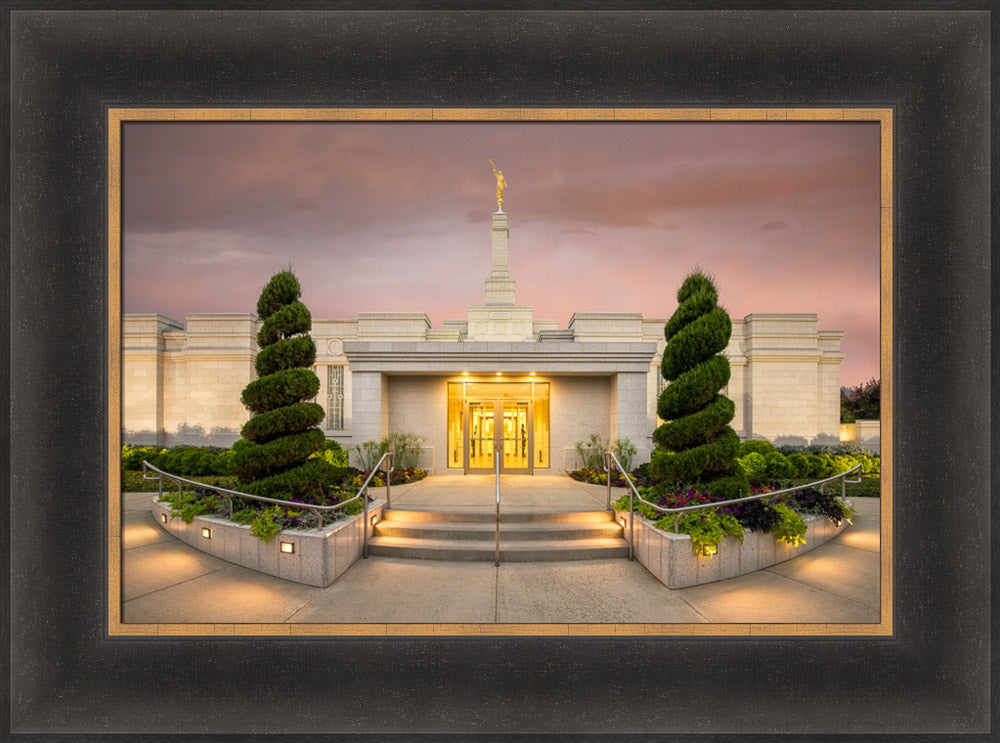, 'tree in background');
232,270,335,500
651,271,748,501
840,378,881,422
